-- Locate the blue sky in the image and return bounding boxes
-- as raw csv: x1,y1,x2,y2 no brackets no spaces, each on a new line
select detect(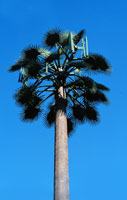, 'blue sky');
0,0,127,199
